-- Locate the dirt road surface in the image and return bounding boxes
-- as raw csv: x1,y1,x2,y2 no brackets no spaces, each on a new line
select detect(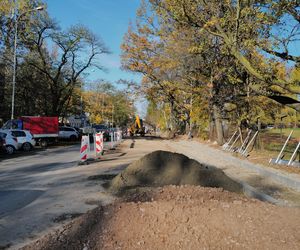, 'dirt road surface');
23,186,300,250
